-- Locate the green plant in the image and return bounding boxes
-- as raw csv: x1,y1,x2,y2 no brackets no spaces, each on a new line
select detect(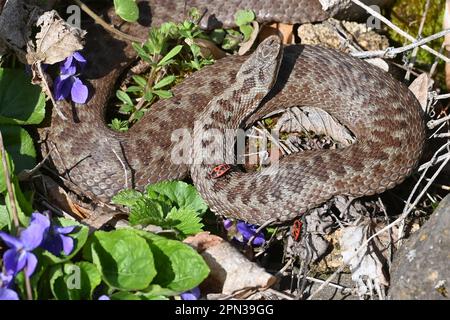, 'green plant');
113,181,208,239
